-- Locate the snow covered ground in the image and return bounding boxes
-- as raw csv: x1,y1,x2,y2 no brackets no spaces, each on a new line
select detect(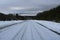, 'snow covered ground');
0,20,25,29
35,20,60,33
0,20,60,40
